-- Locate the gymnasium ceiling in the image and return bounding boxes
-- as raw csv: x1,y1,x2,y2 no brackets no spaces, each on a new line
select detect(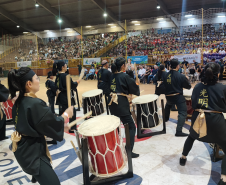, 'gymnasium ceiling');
0,0,225,35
